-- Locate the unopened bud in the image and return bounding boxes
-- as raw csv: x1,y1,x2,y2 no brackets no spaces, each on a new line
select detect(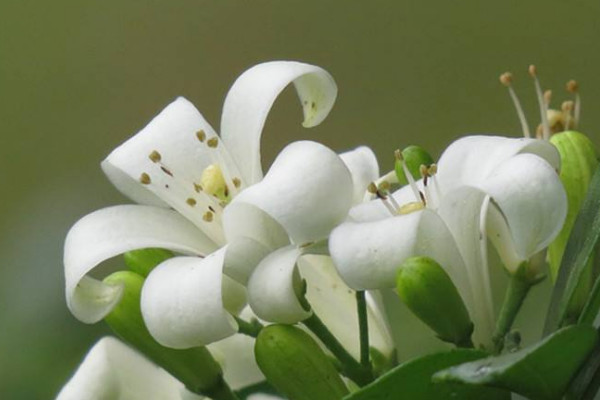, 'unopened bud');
549,131,599,319
103,271,223,395
395,146,435,186
255,325,349,400
396,257,473,347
